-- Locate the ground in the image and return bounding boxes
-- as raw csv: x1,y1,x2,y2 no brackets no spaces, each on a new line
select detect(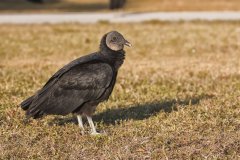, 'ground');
0,0,240,12
0,22,240,159
126,0,240,12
